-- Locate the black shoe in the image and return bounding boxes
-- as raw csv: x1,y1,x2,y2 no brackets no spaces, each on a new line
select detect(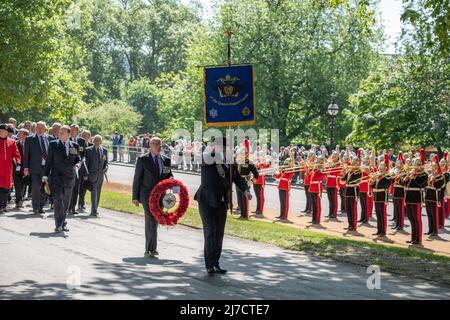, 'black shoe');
214,265,227,274
425,231,432,235
411,241,422,245
396,227,404,231
38,208,45,214
206,268,215,275
378,233,386,237
390,226,397,230
372,232,380,236
275,215,282,219
62,227,69,232
406,240,413,244
150,250,159,257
